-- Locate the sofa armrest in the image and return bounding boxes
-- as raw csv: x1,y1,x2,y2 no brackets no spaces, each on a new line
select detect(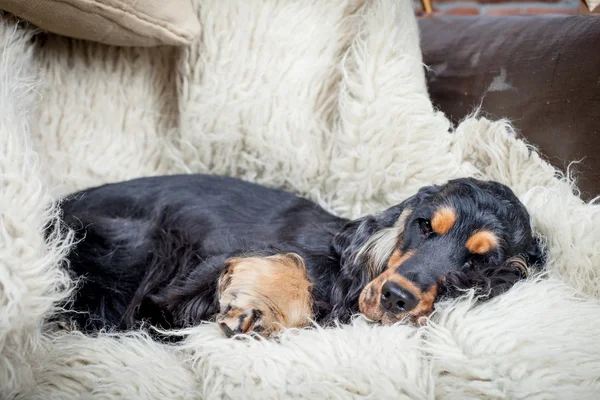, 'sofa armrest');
419,15,600,199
